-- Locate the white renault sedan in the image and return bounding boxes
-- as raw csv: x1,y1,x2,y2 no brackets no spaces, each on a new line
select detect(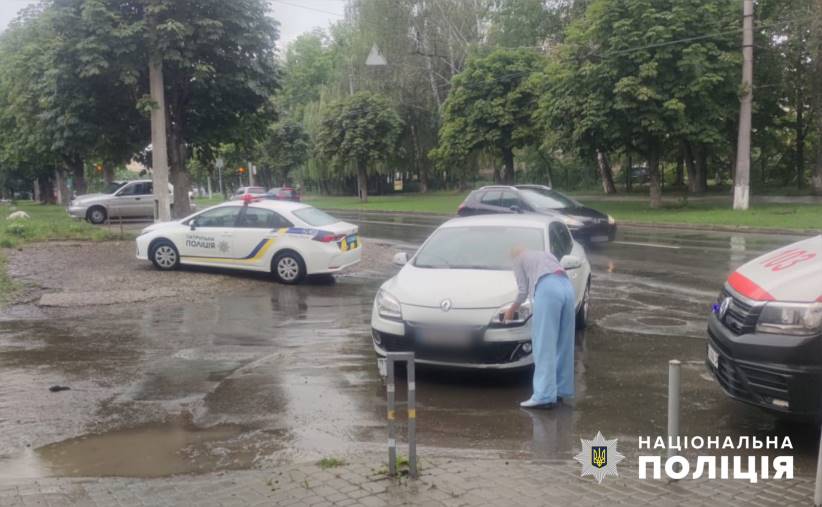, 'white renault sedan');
370,214,591,369
136,199,361,284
